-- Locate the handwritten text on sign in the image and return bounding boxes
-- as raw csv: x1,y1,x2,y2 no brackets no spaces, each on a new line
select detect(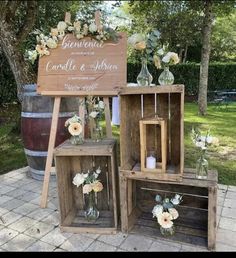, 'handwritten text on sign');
37,33,127,95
